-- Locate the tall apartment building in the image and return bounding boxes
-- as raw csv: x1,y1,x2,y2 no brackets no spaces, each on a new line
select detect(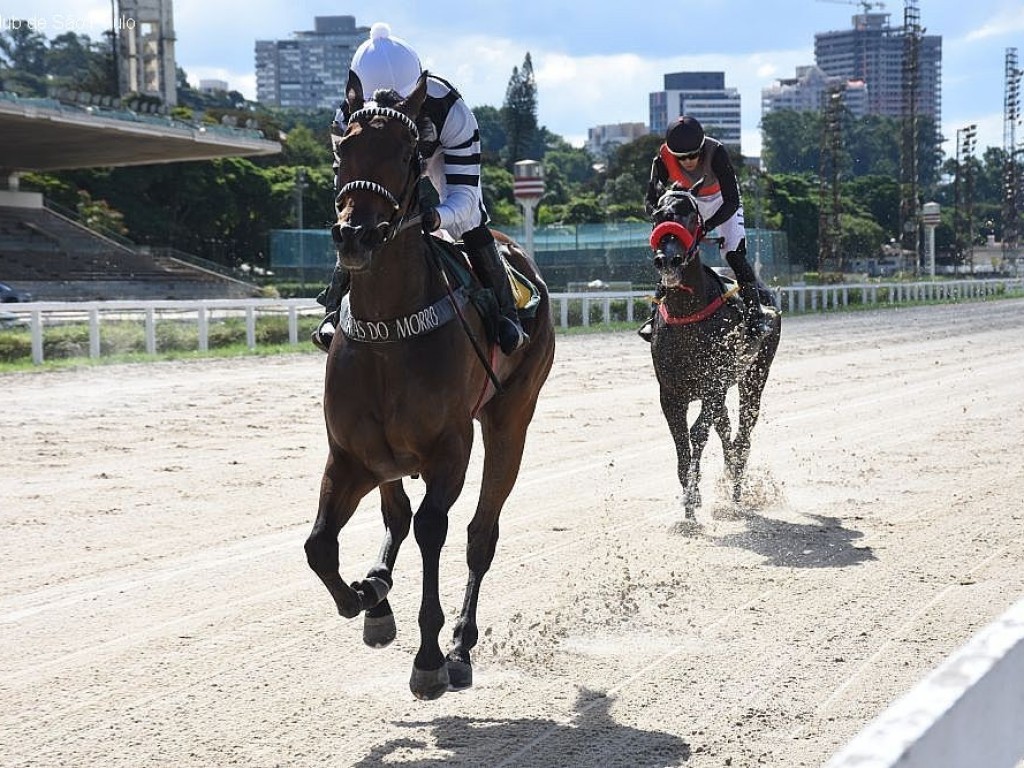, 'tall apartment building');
762,65,869,118
648,72,742,150
255,16,368,110
585,122,648,159
814,12,941,122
